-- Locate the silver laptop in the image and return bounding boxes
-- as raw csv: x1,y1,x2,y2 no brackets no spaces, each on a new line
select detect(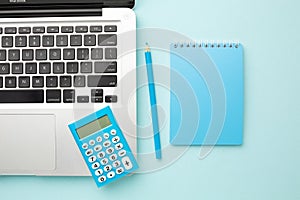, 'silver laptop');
0,0,136,176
